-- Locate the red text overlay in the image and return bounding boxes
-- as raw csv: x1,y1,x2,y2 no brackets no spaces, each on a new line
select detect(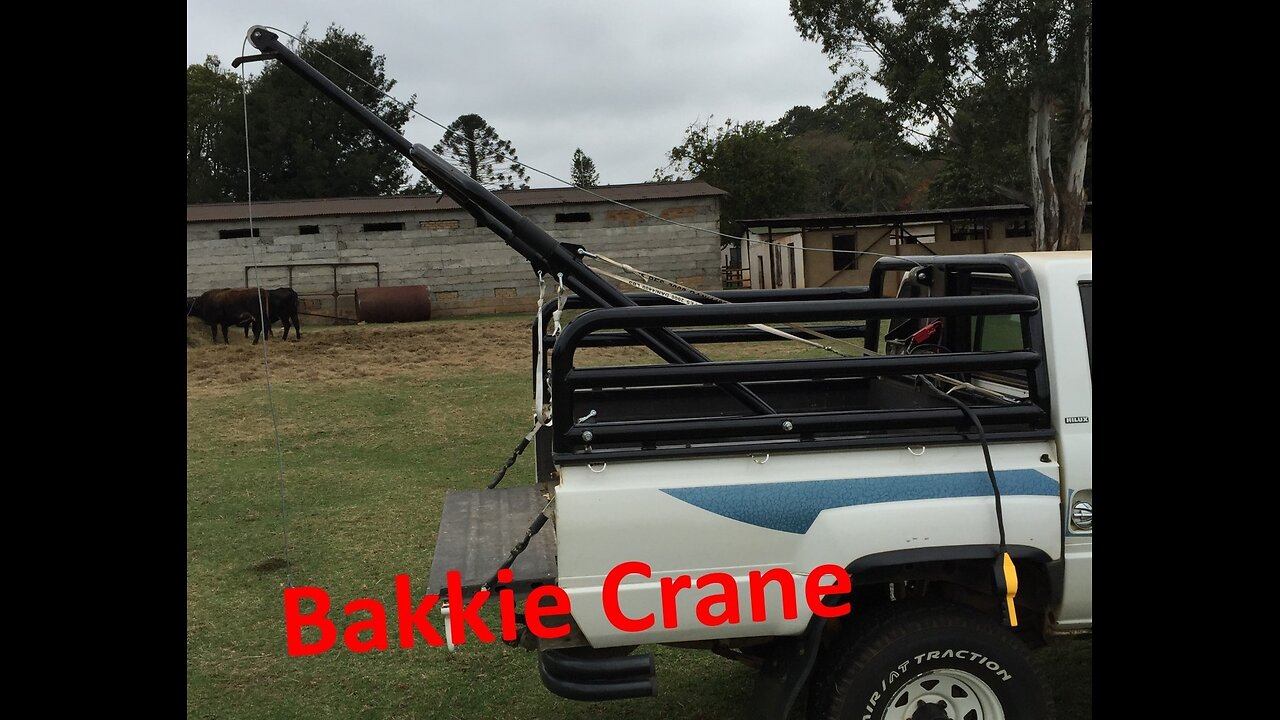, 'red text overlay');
284,562,850,656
